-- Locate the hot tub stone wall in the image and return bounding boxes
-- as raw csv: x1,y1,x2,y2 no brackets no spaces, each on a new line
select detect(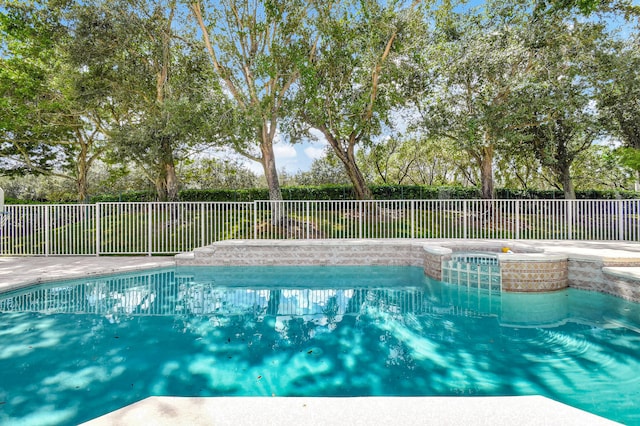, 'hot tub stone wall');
423,247,452,281
499,255,568,292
